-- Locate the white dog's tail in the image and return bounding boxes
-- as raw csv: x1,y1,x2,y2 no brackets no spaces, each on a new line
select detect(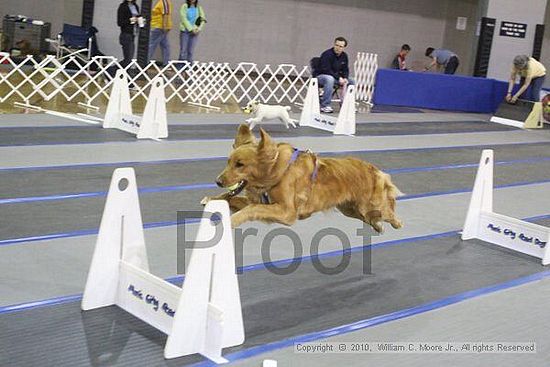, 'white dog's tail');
285,106,292,111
